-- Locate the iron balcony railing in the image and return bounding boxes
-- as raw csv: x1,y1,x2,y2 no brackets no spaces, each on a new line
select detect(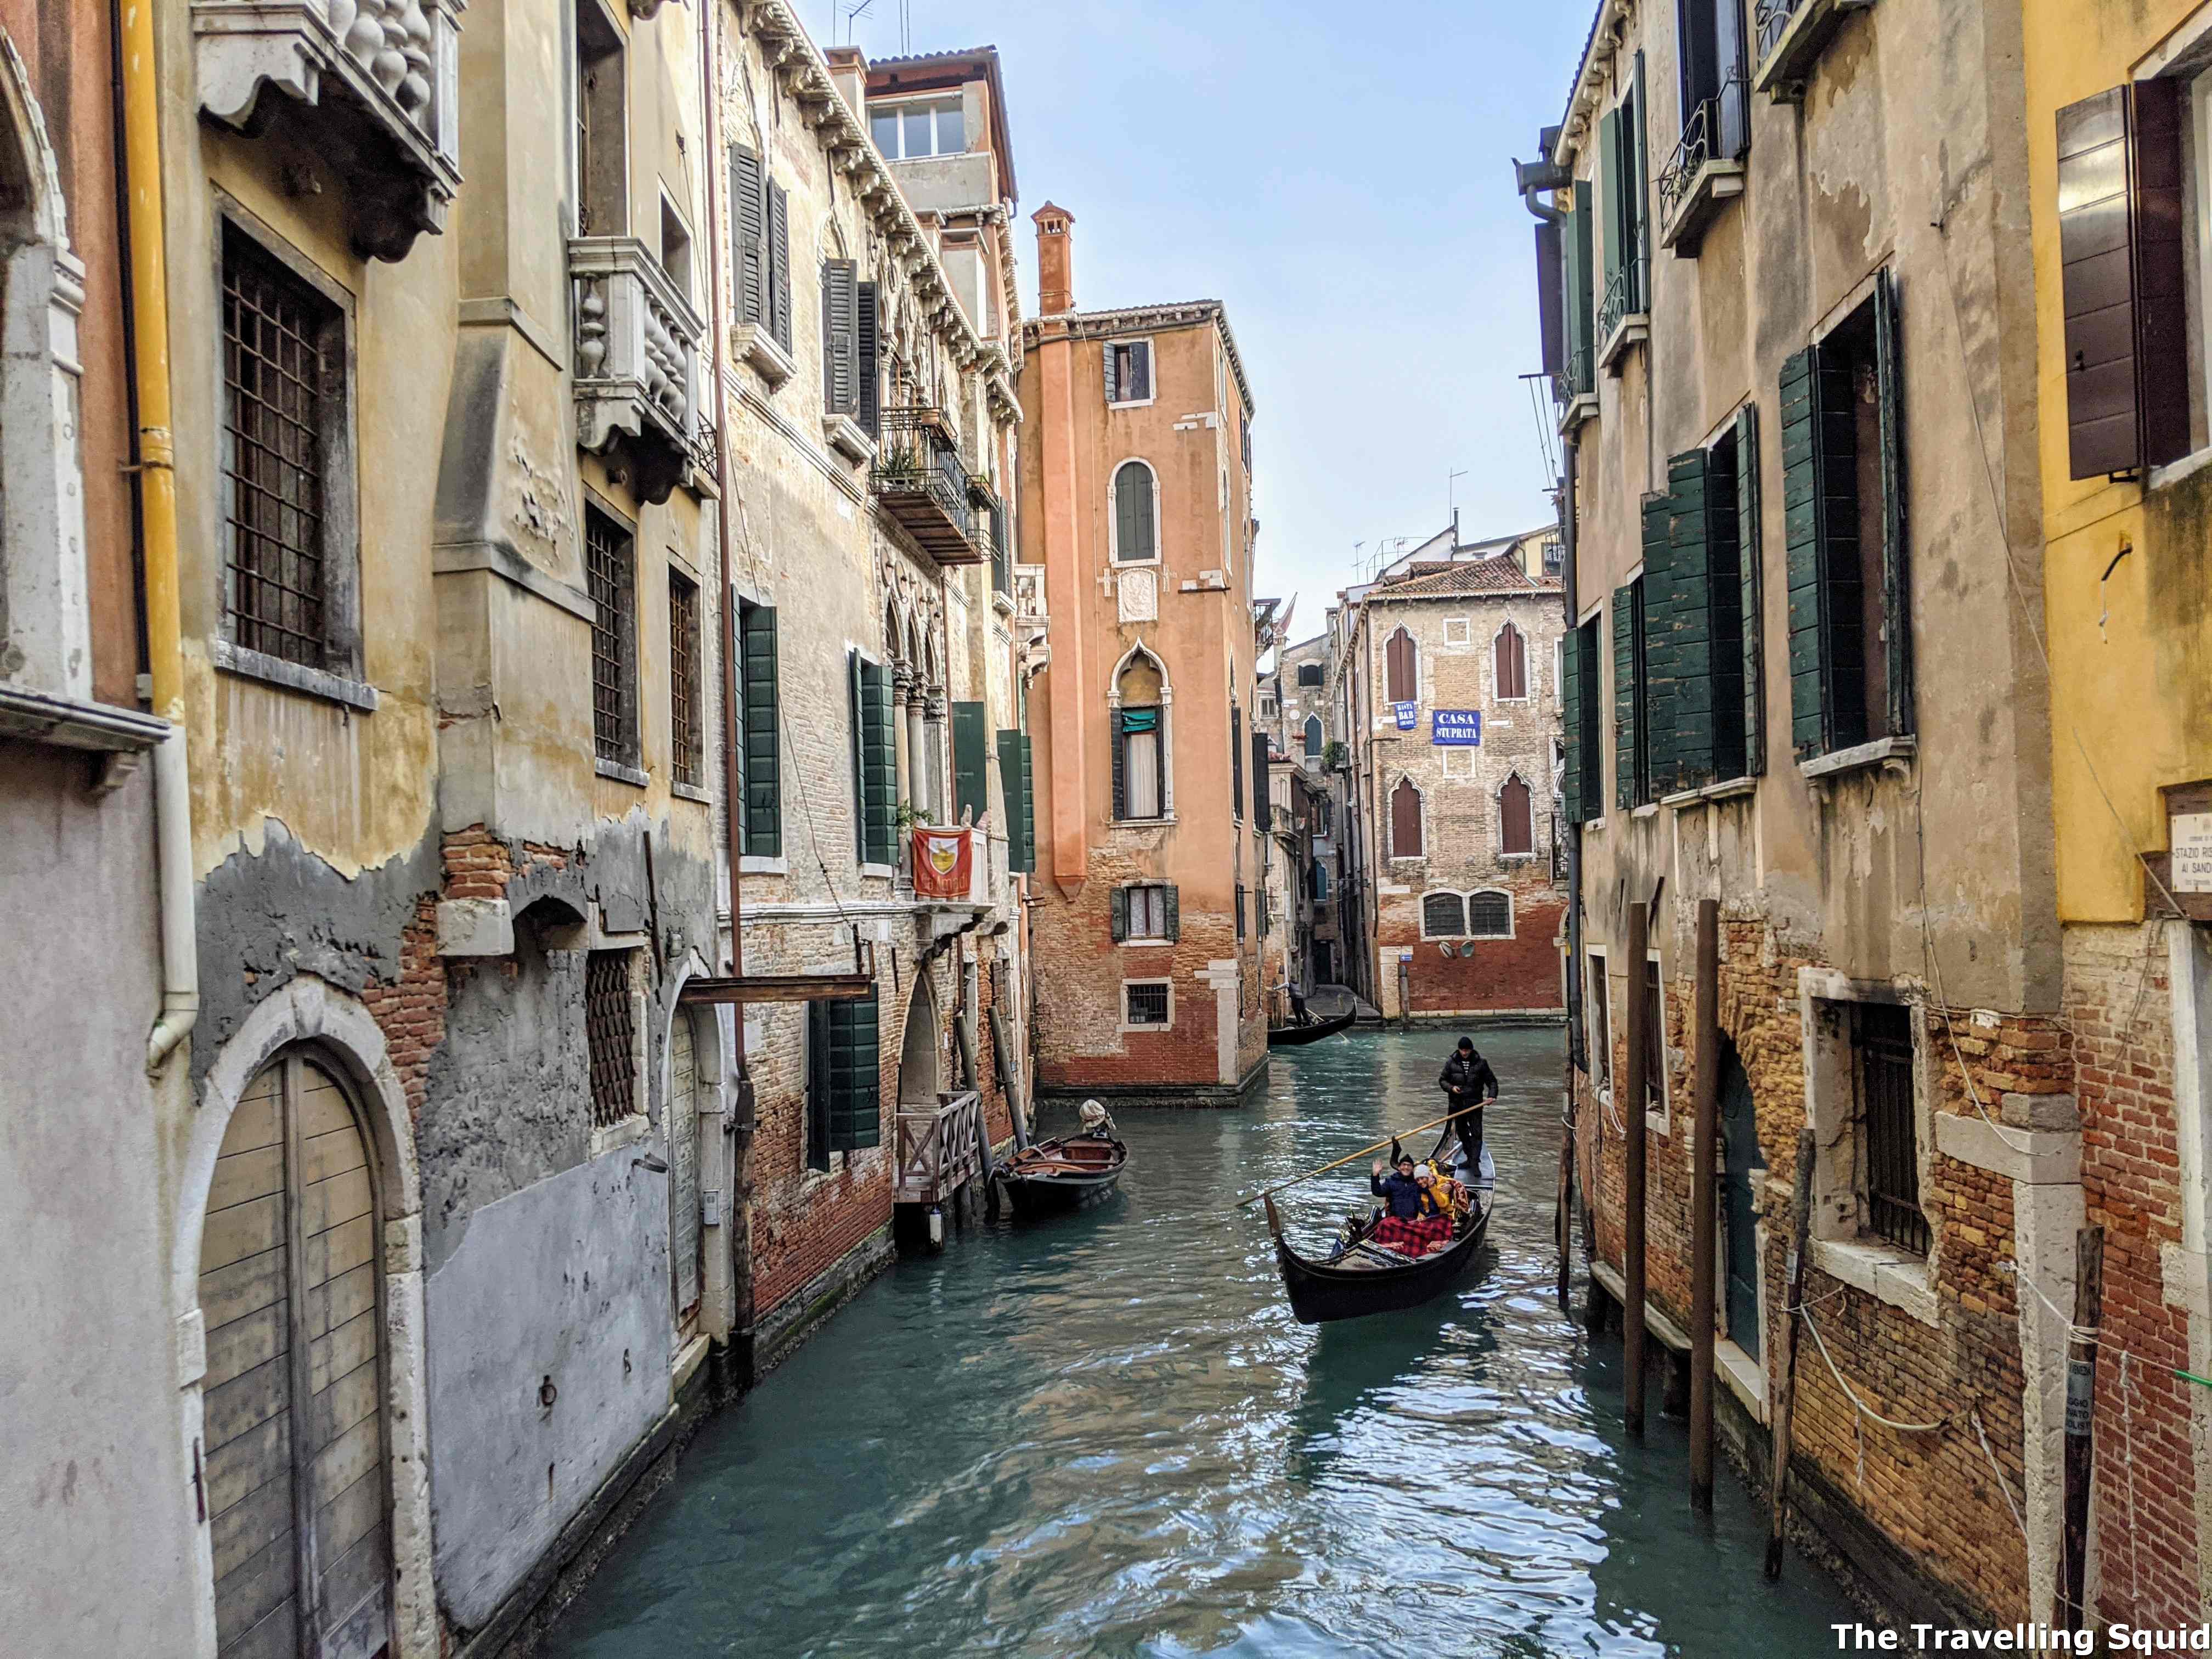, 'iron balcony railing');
1598,257,1647,347
870,407,985,565
1656,71,1749,227
1552,342,1596,409
1754,0,1804,61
